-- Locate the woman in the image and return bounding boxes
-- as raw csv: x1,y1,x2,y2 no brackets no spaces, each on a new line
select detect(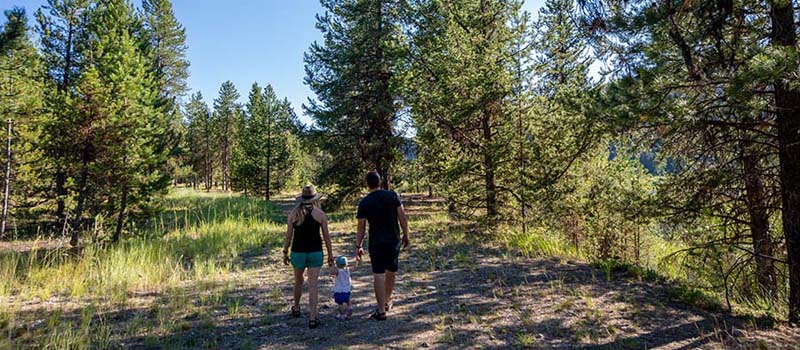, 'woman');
282,185,334,329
